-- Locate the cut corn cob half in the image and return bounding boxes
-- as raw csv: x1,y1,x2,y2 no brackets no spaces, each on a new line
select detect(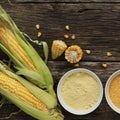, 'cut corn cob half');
0,6,55,97
51,40,67,59
65,45,83,63
0,63,63,120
